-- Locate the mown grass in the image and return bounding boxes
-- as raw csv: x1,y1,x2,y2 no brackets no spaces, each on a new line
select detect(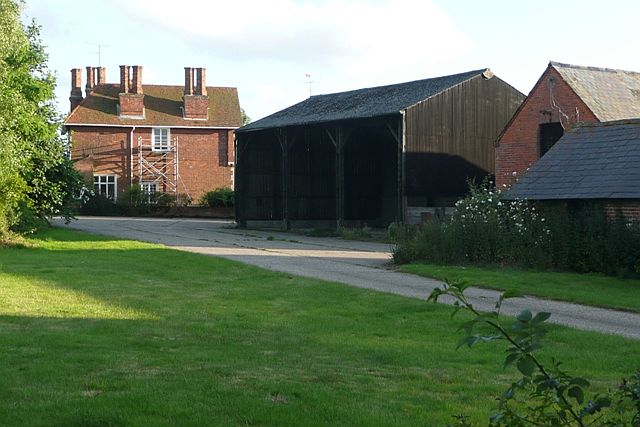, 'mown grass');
0,228,638,426
400,263,640,313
